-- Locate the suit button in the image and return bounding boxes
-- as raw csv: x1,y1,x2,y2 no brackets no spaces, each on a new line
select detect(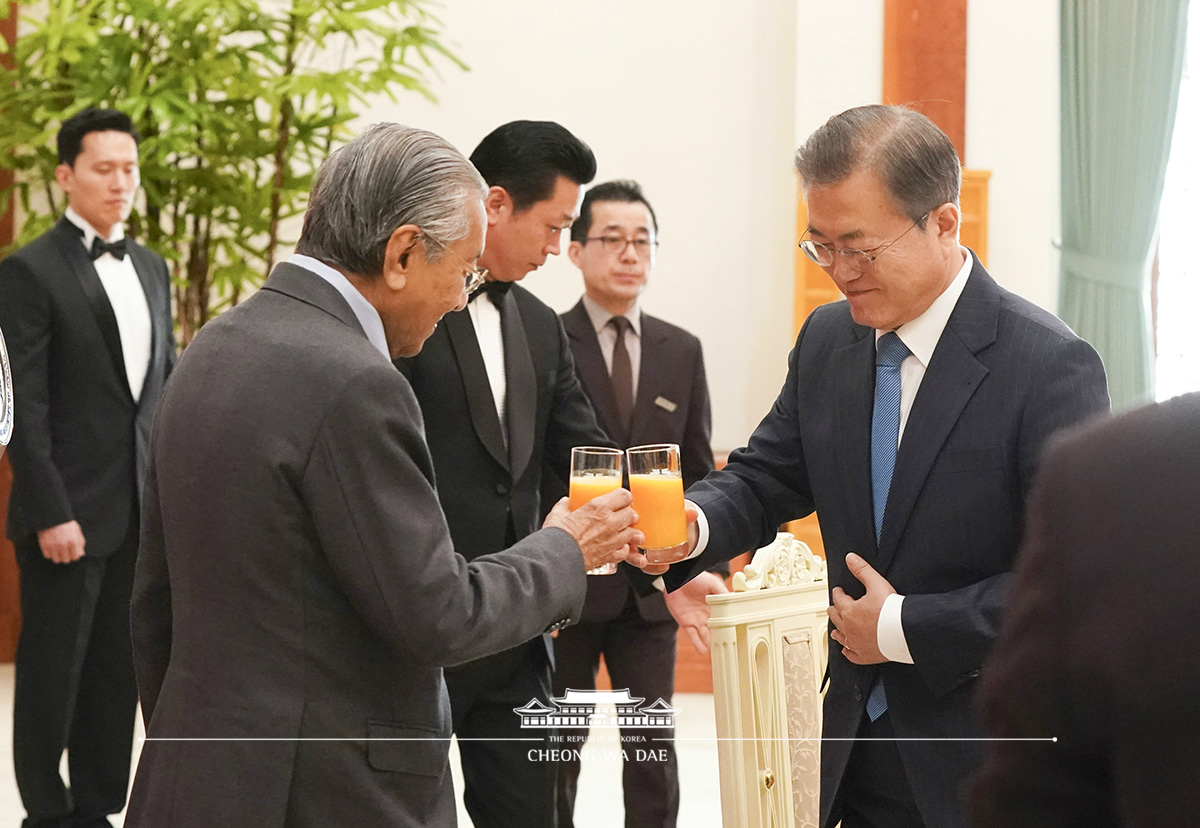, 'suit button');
495,483,509,495
853,686,863,702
